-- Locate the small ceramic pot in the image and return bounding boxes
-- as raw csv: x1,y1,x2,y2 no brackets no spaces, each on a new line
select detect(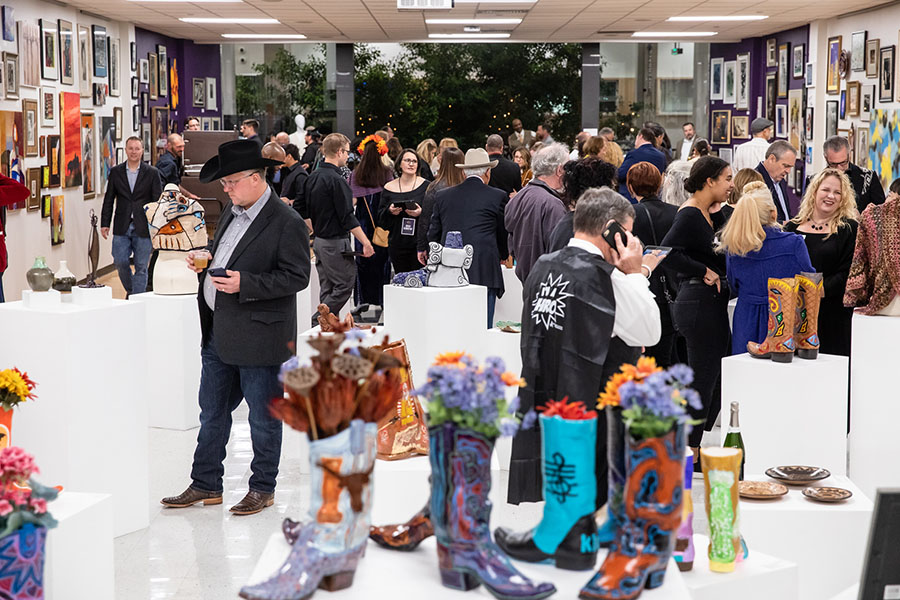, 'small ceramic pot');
26,257,54,292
